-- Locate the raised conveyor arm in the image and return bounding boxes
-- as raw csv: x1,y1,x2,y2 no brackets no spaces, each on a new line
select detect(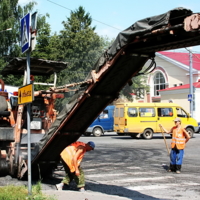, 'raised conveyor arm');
31,8,200,178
